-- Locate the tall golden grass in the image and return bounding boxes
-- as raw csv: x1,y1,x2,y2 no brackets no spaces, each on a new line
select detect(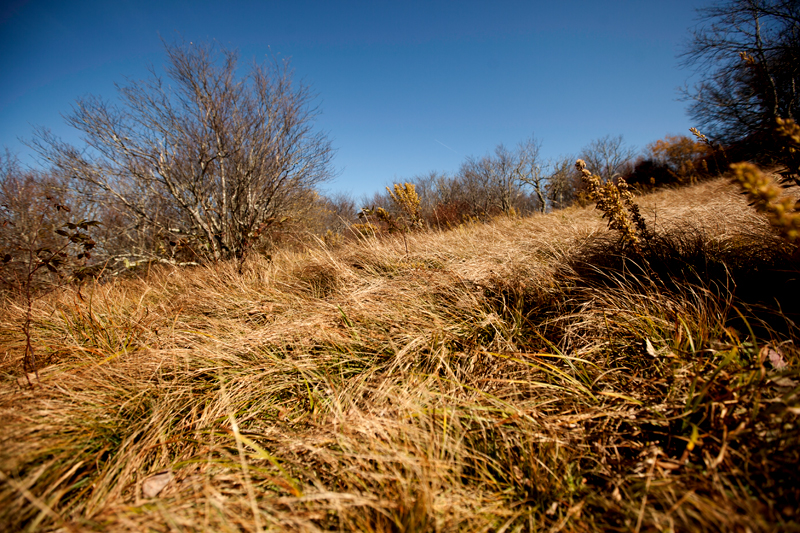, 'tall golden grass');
1,178,798,532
